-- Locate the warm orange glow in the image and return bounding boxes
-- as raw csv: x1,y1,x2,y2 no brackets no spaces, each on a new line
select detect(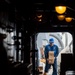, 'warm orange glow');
65,17,72,22
57,15,65,21
55,6,66,14
37,15,42,18
38,18,42,22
